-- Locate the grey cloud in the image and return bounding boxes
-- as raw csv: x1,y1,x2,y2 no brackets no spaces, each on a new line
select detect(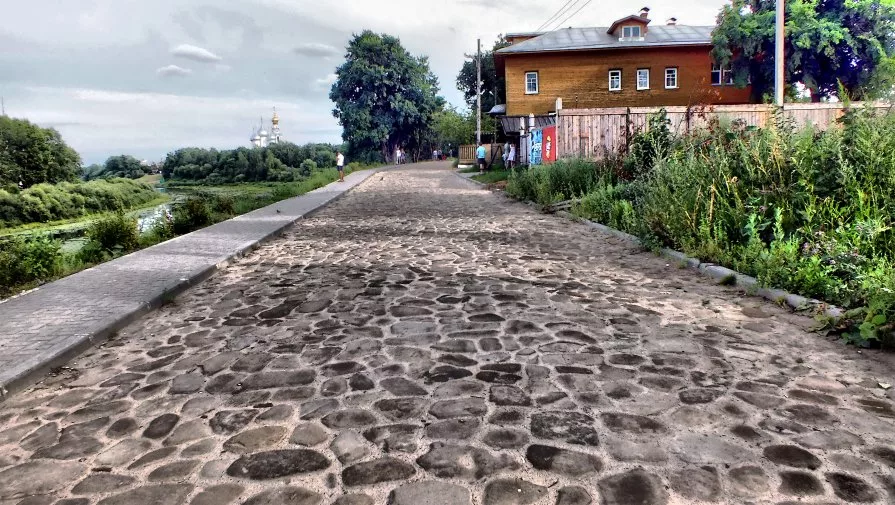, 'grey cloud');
294,43,341,58
157,64,193,77
172,44,223,62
